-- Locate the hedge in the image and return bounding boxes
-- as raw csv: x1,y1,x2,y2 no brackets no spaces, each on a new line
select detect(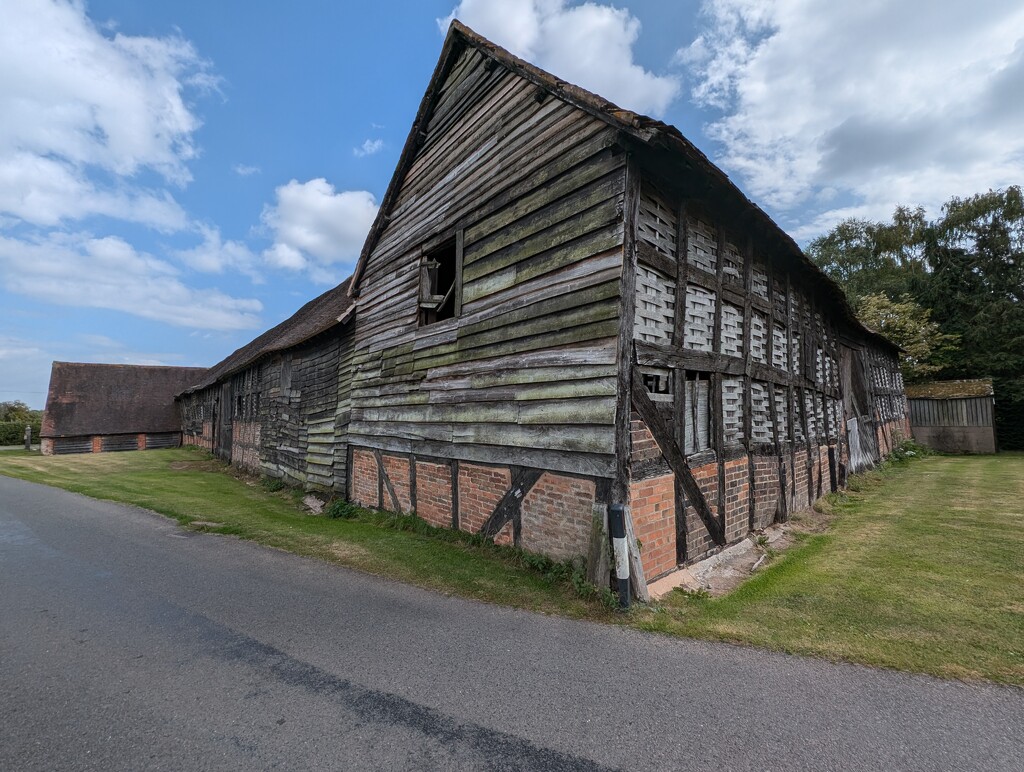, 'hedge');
0,421,41,446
